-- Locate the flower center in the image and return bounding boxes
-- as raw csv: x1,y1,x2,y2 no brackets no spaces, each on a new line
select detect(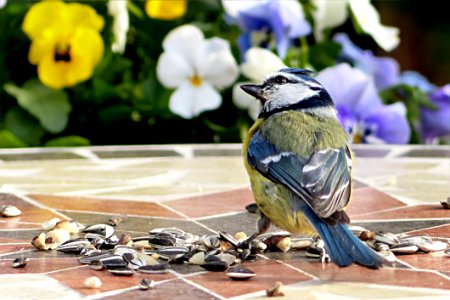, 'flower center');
190,75,202,87
54,43,71,62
